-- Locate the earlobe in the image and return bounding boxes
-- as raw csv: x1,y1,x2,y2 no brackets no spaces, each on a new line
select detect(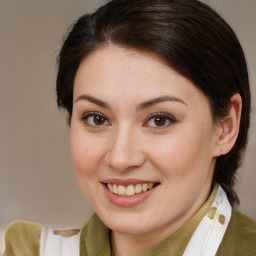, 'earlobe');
215,93,242,156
